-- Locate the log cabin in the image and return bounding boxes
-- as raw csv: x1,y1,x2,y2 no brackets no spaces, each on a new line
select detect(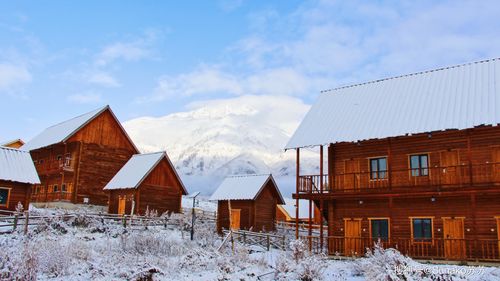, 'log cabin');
0,146,40,211
22,105,139,208
104,151,188,215
210,174,285,233
286,58,500,262
1,139,25,149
